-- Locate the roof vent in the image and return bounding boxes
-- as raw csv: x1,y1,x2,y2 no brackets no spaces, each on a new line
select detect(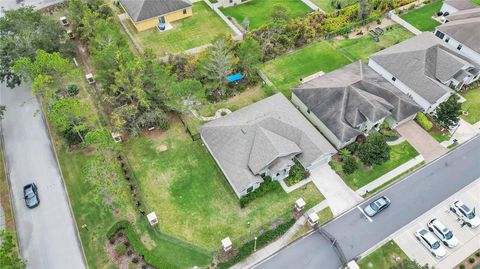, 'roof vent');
241,128,247,135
